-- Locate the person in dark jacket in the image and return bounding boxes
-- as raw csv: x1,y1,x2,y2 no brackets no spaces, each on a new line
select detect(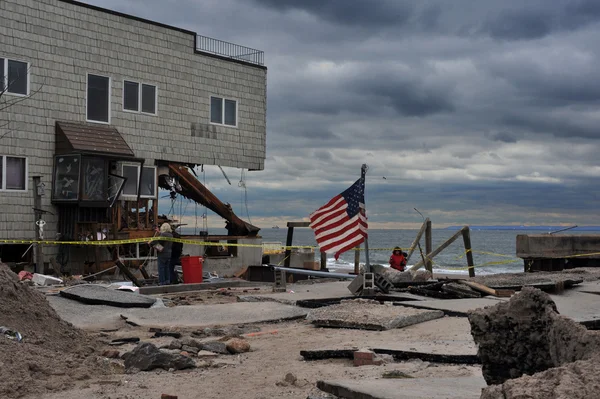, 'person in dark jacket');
389,246,408,272
169,229,183,284
155,223,173,285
